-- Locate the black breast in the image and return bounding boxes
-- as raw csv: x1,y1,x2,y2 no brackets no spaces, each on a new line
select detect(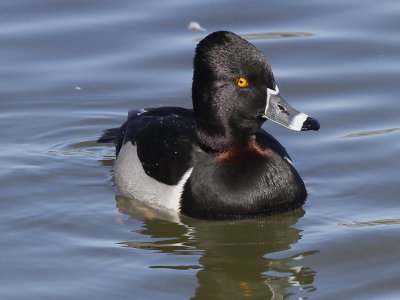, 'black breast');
180,149,307,219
